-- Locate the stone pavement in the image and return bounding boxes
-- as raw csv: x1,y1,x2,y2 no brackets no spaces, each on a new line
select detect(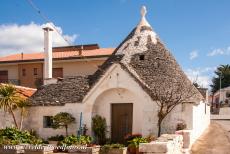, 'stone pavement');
191,122,230,154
